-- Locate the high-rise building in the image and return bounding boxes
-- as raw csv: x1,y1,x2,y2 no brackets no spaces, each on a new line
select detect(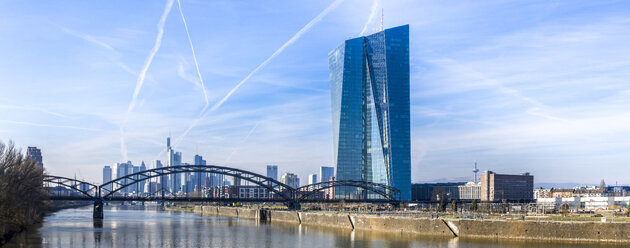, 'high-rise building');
308,174,318,185
166,136,183,193
266,165,278,181
132,165,141,194
154,160,166,193
320,166,334,182
133,161,147,194
328,24,411,200
102,166,113,192
26,146,43,168
280,173,300,188
480,171,534,201
115,161,134,194
194,154,207,190
194,154,206,165
233,177,241,186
